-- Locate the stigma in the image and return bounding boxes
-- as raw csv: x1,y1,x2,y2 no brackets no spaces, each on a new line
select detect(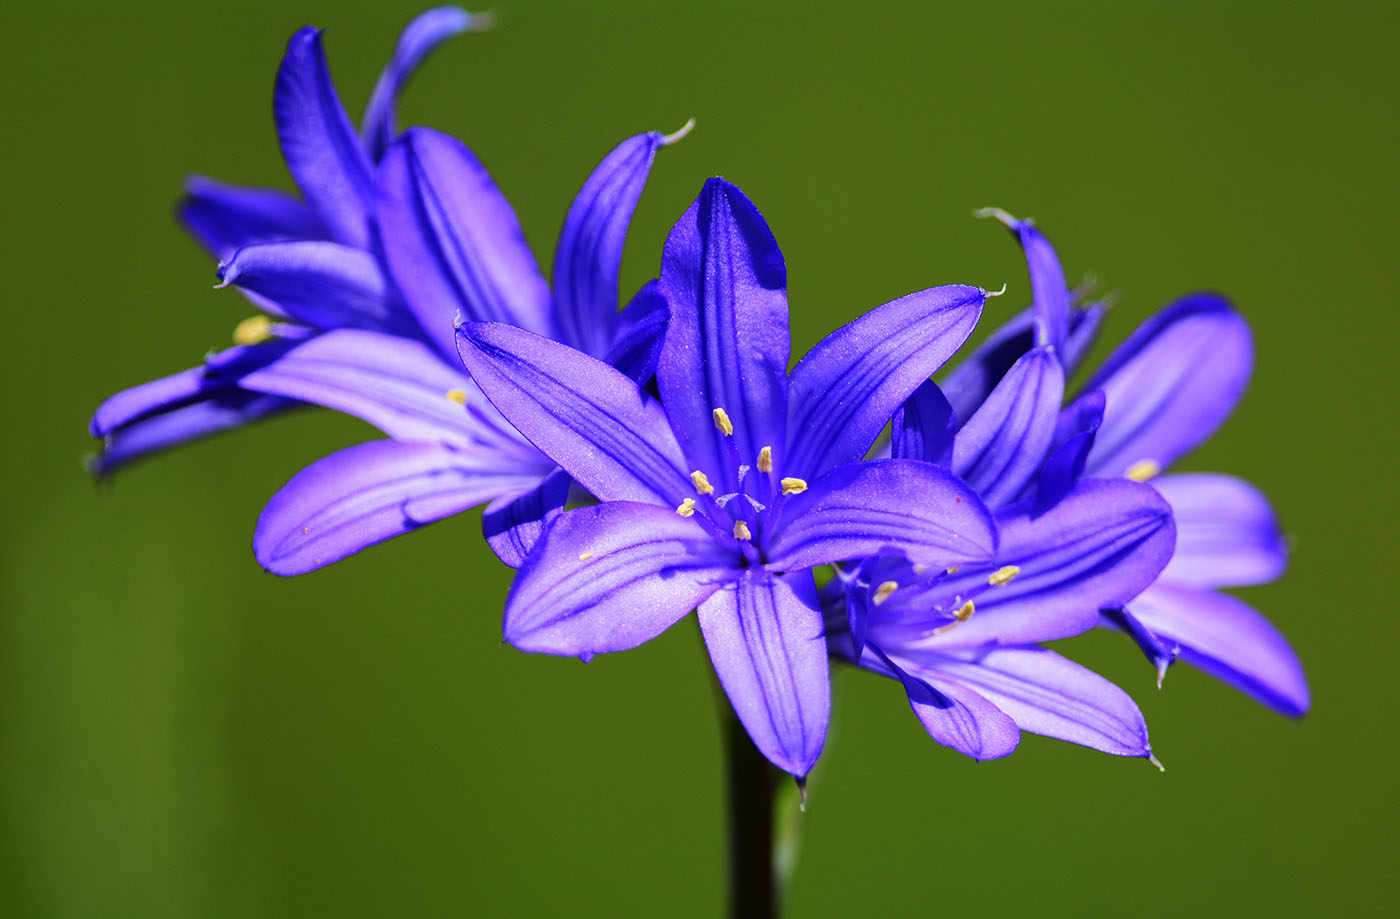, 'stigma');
1125,459,1162,482
445,389,469,405
233,315,273,345
988,565,1021,587
872,581,899,606
676,498,697,517
779,477,808,495
733,520,752,541
712,407,734,436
